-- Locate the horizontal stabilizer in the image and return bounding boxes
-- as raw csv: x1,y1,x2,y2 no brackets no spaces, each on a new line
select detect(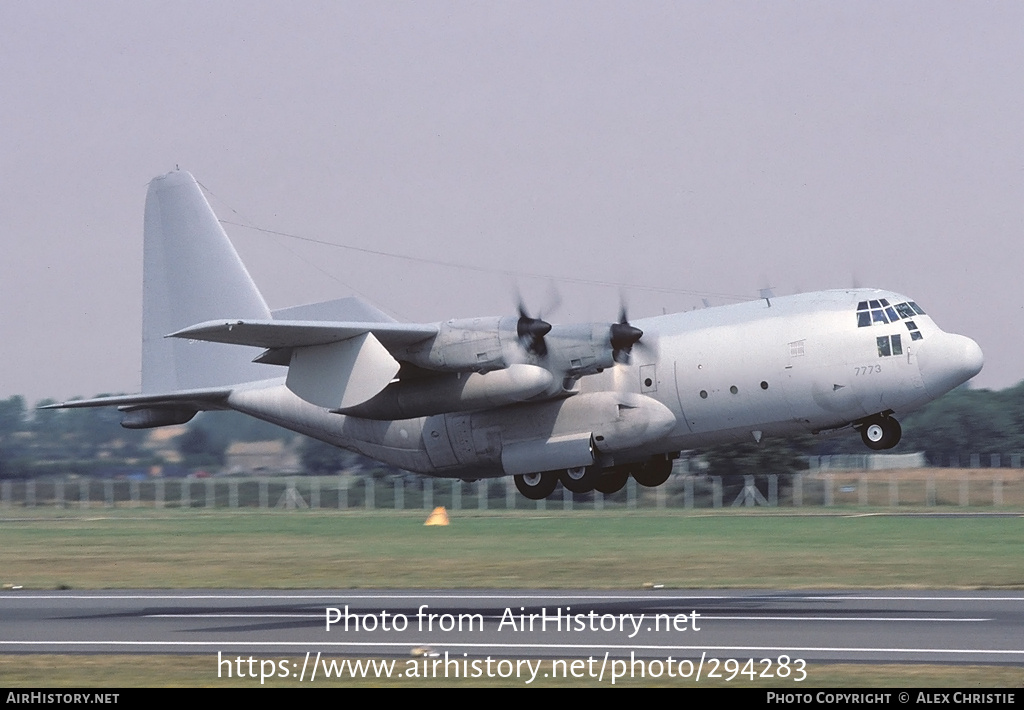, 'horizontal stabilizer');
286,332,400,409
